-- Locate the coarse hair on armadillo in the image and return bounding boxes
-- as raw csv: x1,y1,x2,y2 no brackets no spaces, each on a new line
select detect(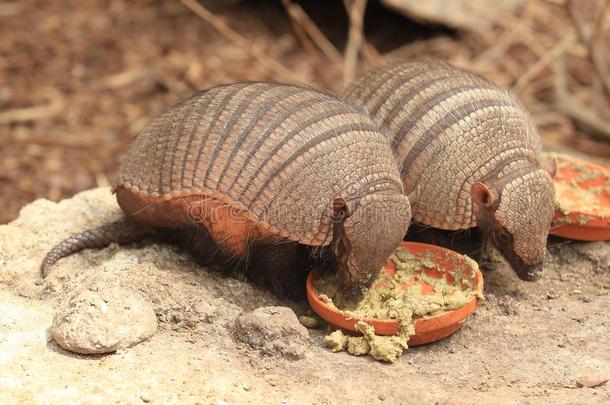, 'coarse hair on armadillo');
344,61,543,231
117,82,405,247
